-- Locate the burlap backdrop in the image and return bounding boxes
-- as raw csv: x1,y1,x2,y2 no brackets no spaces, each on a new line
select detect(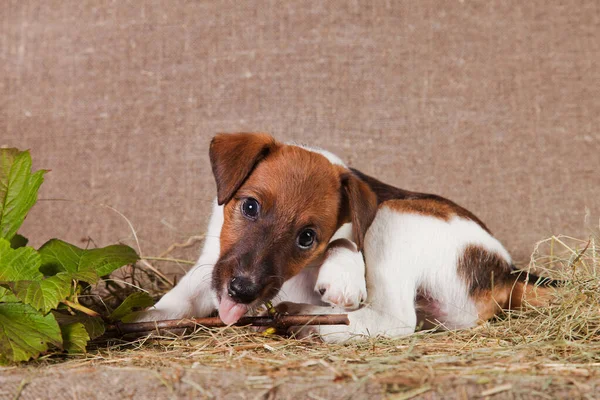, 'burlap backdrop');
2,1,598,276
